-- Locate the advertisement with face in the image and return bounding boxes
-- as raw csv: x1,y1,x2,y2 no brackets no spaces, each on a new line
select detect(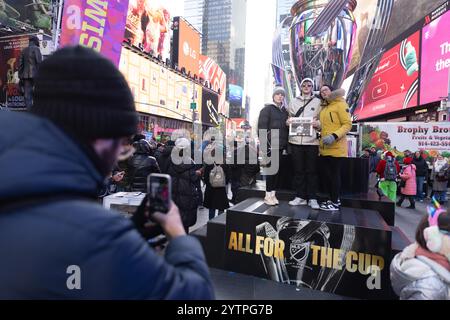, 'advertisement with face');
173,16,201,76
0,36,28,108
124,0,172,61
353,31,420,121
420,9,450,105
